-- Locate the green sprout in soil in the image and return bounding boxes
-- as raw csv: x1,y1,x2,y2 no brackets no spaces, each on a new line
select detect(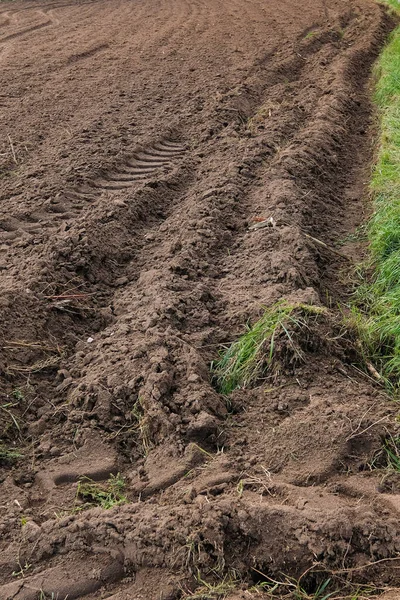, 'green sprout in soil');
12,388,24,402
350,9,400,390
0,444,23,465
12,560,31,578
76,473,127,510
304,30,317,40
213,301,326,395
250,570,334,599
